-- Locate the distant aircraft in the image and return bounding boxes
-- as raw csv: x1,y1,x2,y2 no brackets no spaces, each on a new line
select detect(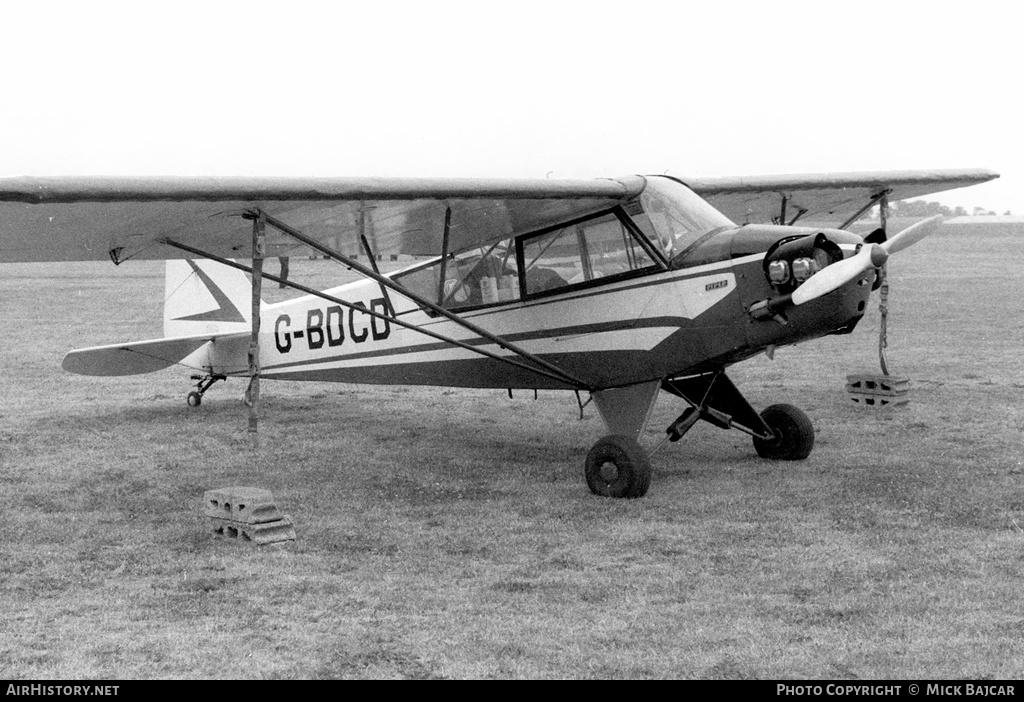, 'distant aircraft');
0,169,998,497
